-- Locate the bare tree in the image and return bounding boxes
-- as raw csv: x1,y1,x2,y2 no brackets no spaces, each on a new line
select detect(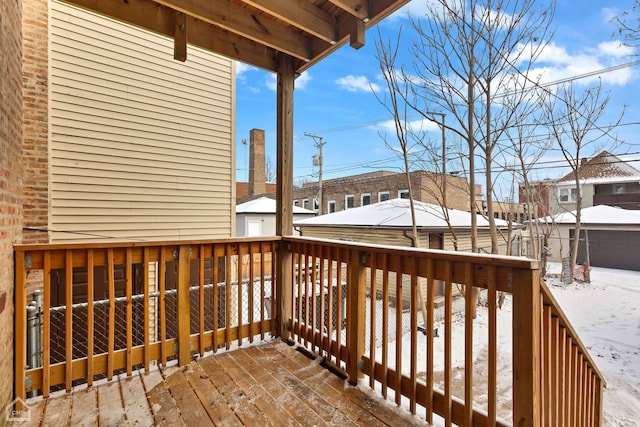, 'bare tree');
404,0,555,256
265,155,276,183
541,80,623,277
613,1,640,49
374,30,430,326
